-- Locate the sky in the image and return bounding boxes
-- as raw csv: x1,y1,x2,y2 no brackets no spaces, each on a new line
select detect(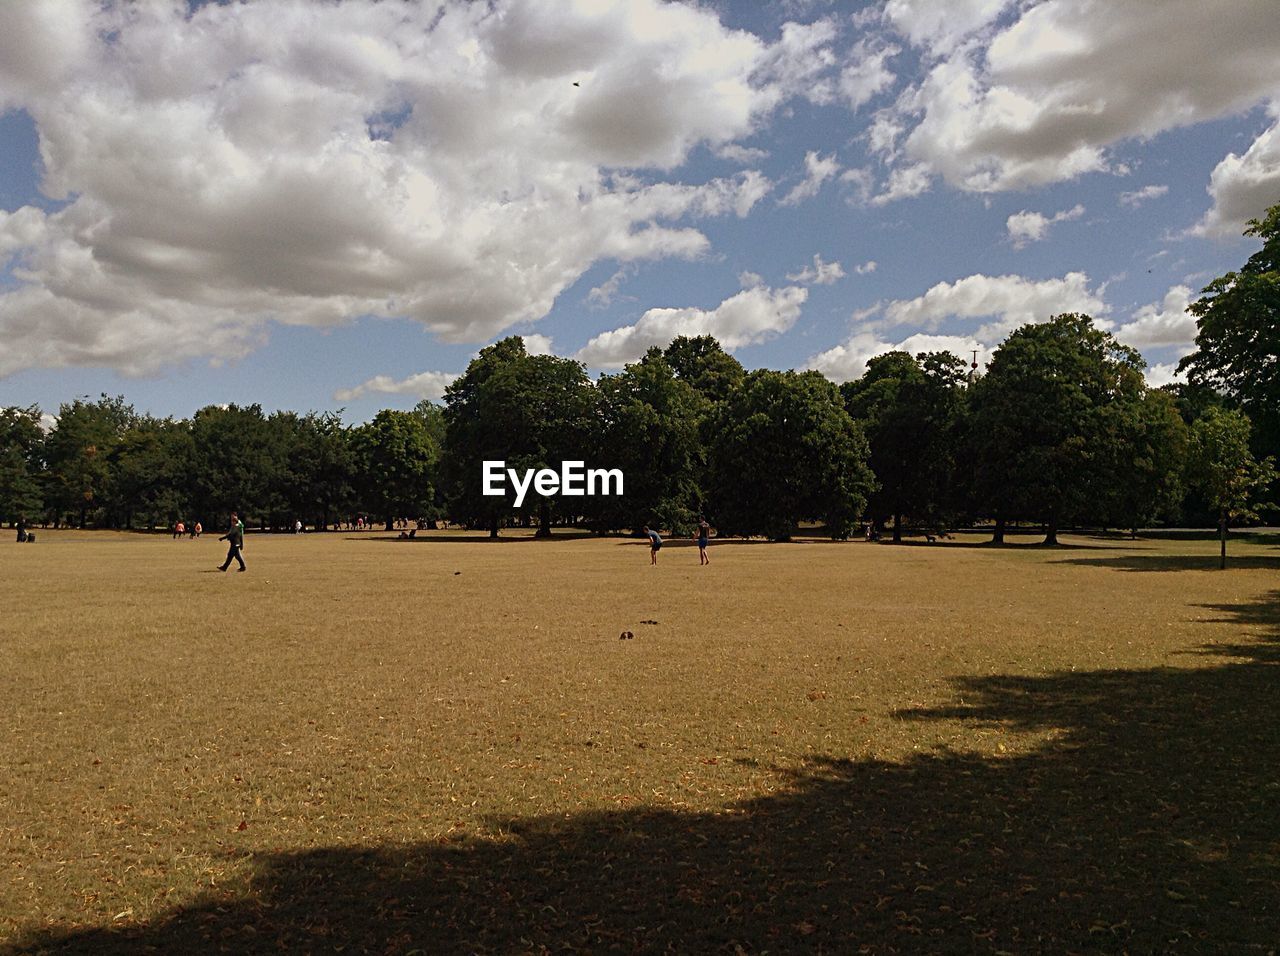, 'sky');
1,0,1278,424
